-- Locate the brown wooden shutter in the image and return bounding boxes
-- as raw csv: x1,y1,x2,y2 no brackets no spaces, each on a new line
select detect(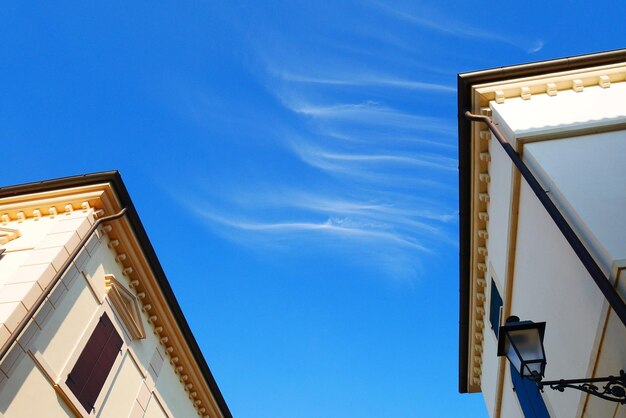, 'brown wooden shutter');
66,313,123,412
